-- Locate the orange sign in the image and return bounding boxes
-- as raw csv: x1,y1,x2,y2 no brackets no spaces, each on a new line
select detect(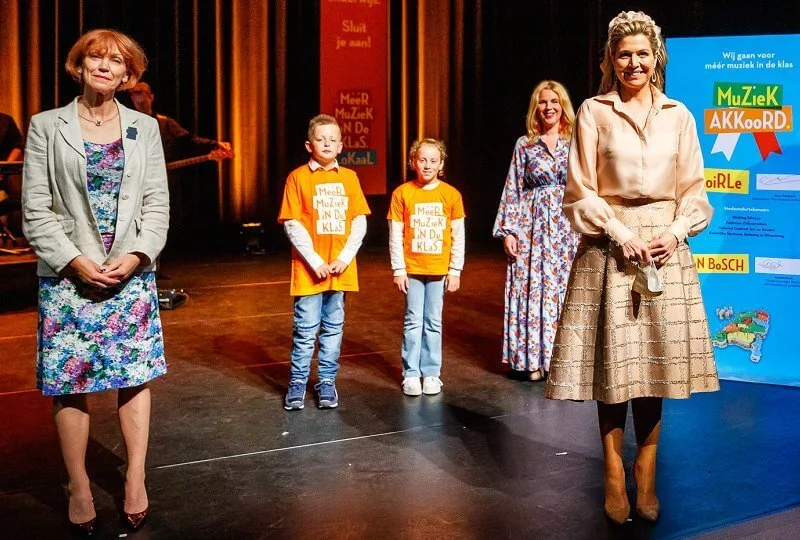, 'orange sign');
320,0,388,195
